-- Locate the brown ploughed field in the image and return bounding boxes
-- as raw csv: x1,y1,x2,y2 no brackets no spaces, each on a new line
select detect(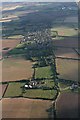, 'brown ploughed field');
54,48,79,59
0,84,8,99
2,58,33,82
56,92,79,118
56,59,79,81
53,36,78,48
2,39,21,56
2,98,53,118
2,84,8,97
